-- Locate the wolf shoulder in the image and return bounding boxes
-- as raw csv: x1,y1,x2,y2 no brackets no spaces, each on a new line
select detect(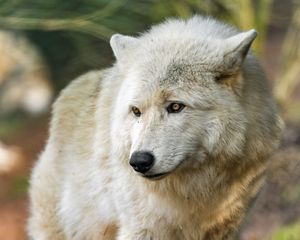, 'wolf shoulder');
51,70,102,133
48,69,117,148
